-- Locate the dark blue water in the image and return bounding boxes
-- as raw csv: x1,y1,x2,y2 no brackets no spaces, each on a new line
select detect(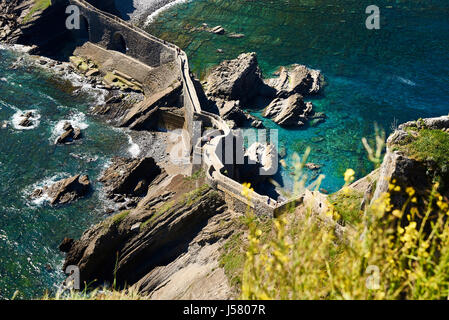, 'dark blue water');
0,46,132,299
145,0,449,192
